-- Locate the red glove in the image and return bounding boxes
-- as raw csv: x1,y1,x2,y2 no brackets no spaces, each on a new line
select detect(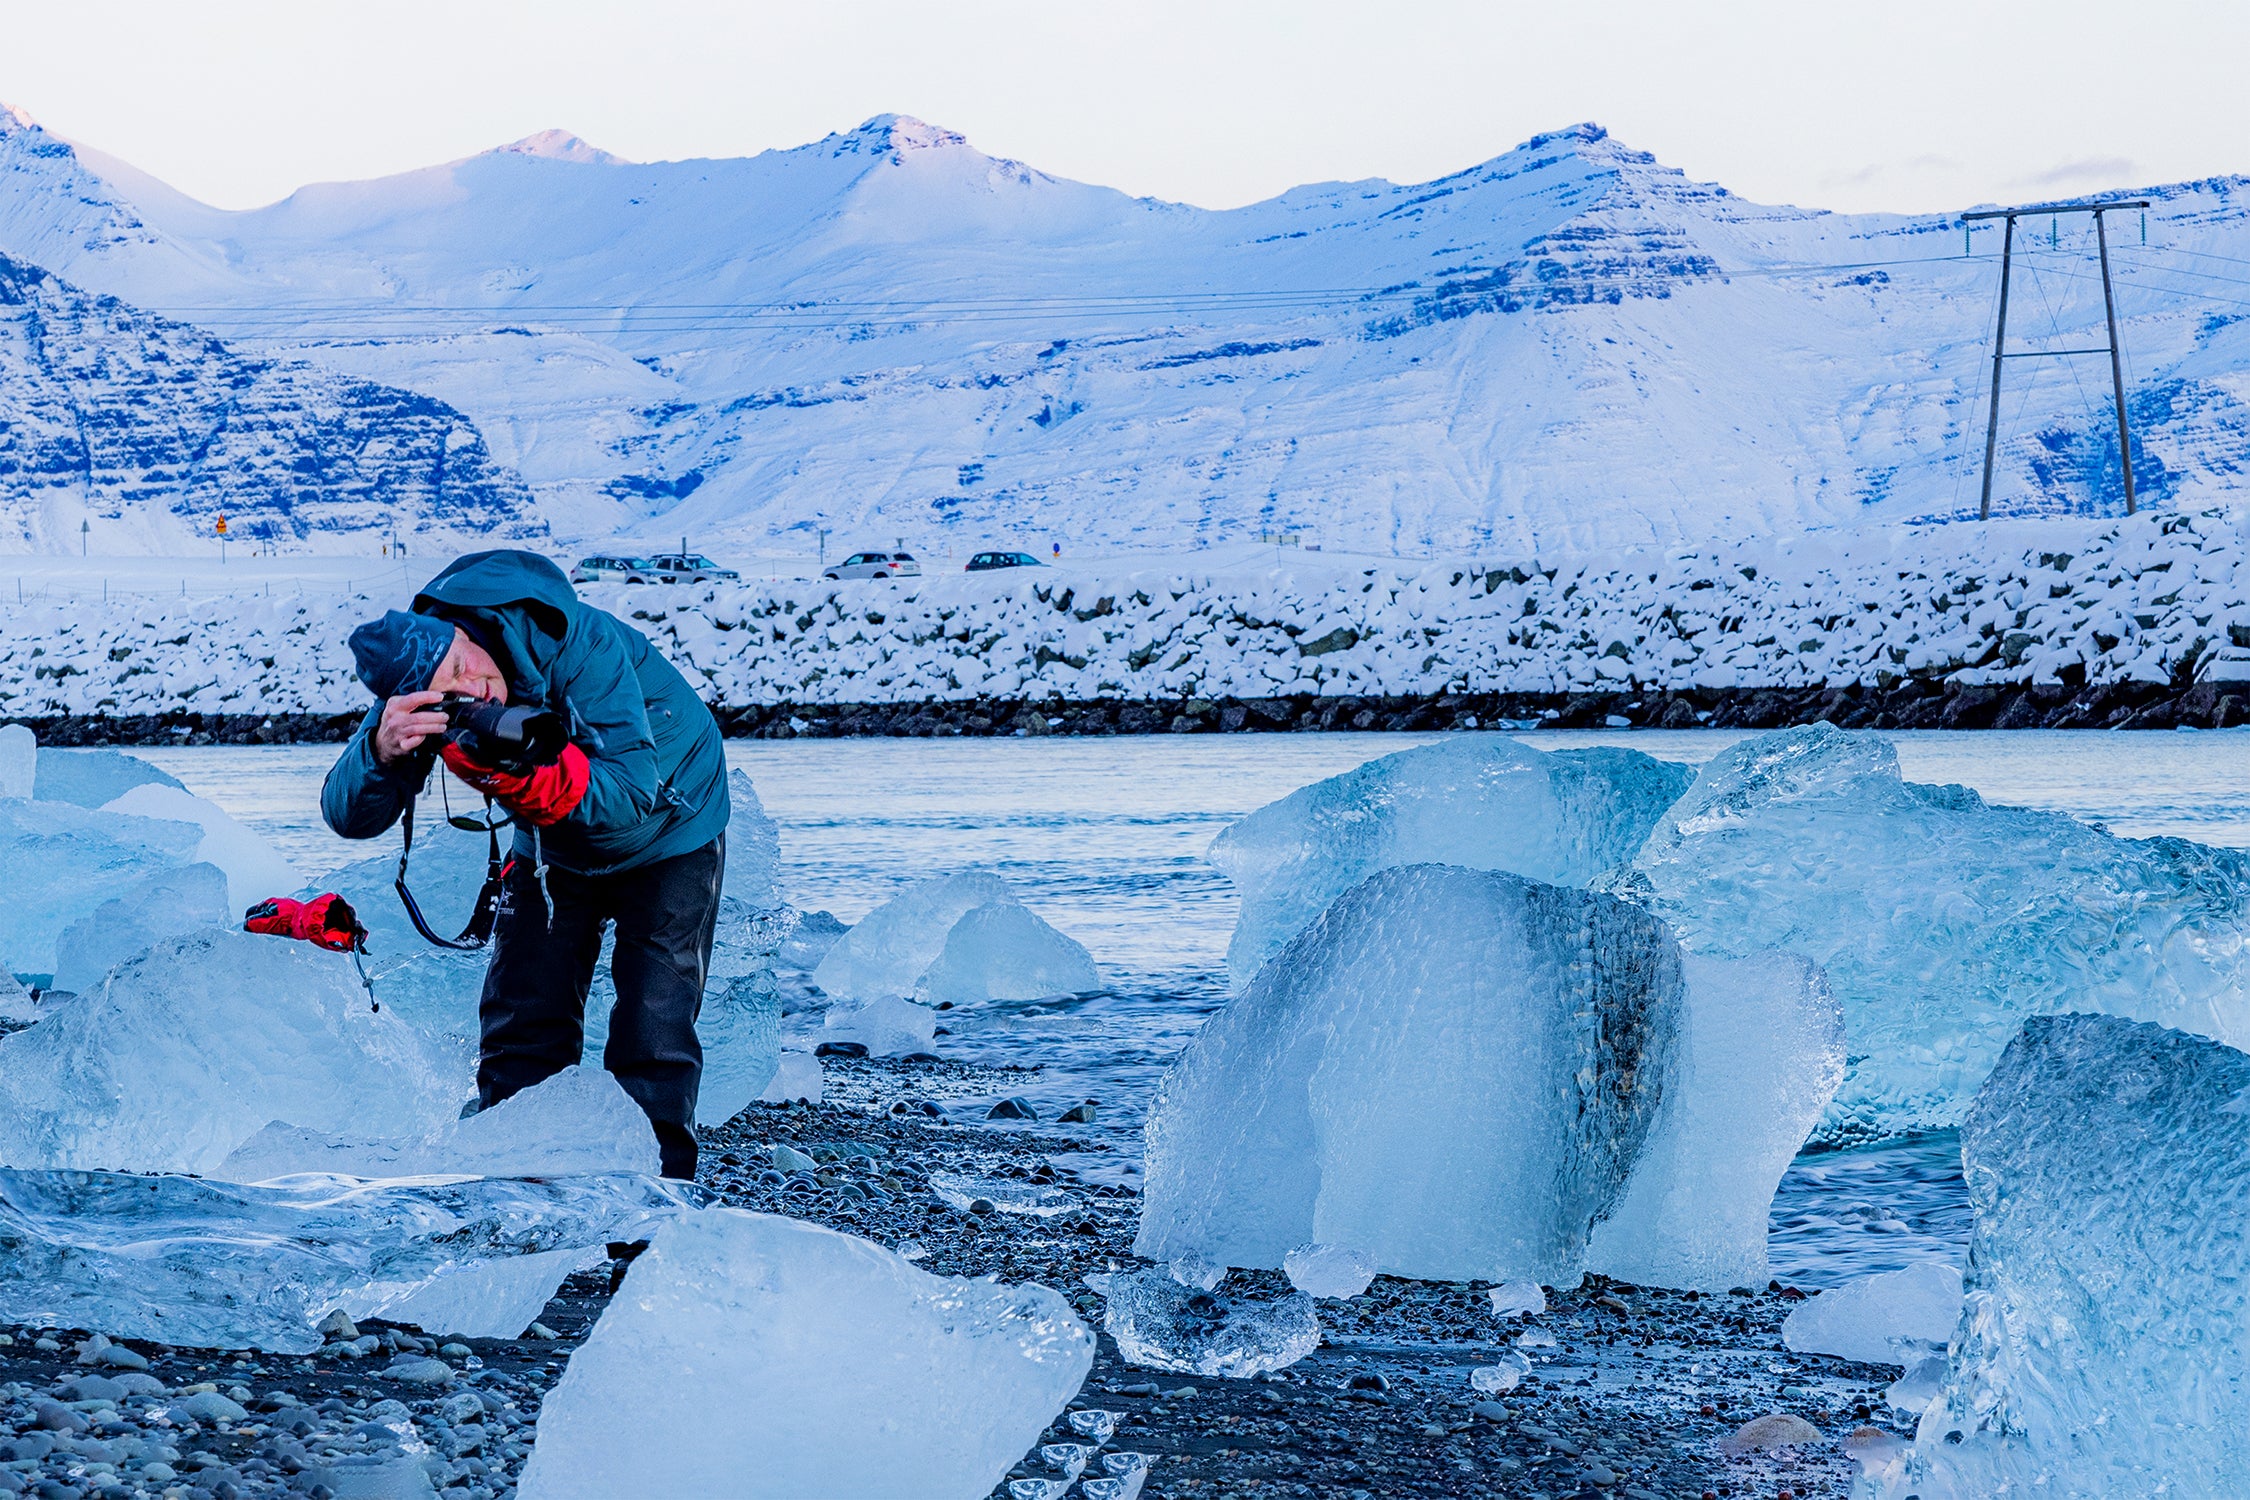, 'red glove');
441,740,591,827
244,893,367,953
